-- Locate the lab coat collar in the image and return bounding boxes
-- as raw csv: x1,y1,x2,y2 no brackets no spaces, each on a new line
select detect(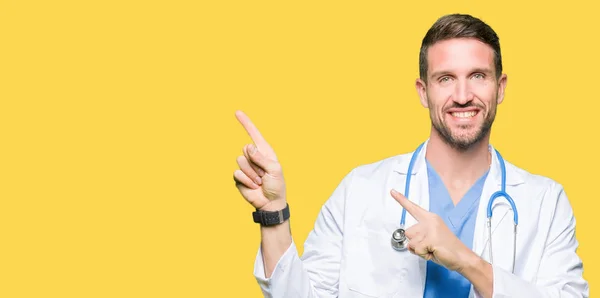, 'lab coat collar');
392,139,525,187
